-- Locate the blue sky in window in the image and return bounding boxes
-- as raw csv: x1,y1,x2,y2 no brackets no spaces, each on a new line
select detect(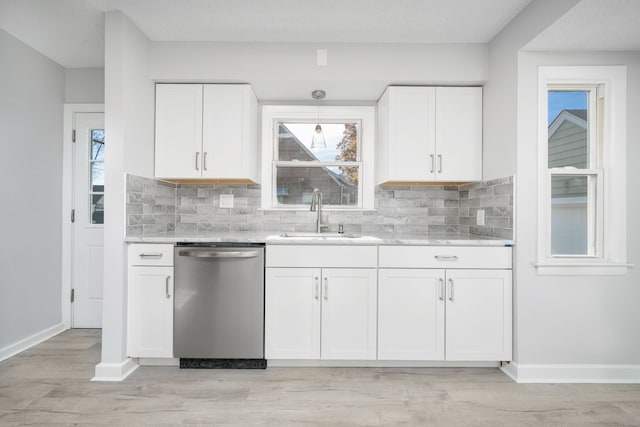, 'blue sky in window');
548,91,588,124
